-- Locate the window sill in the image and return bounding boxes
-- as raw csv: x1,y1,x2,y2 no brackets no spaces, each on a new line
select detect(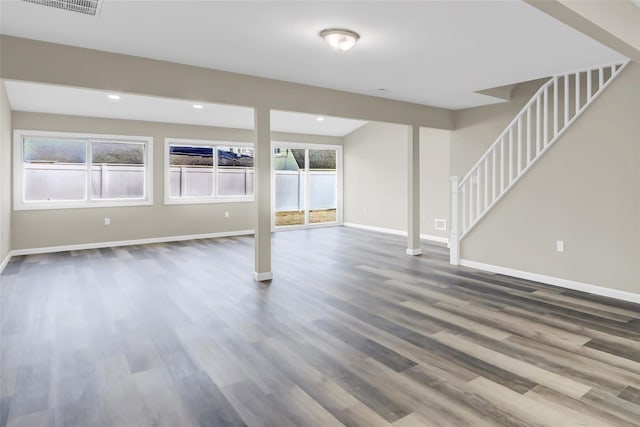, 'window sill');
164,197,255,206
14,199,154,211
